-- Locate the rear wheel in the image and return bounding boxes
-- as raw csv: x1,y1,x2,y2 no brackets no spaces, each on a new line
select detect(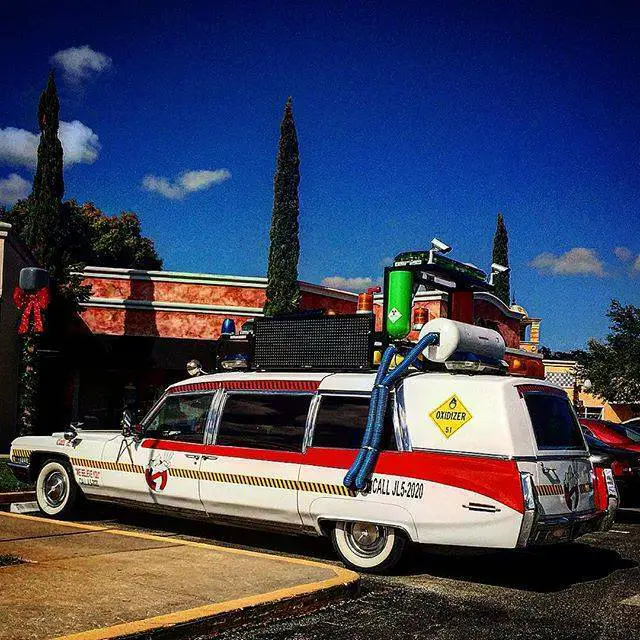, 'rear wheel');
331,521,406,573
35,460,80,518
